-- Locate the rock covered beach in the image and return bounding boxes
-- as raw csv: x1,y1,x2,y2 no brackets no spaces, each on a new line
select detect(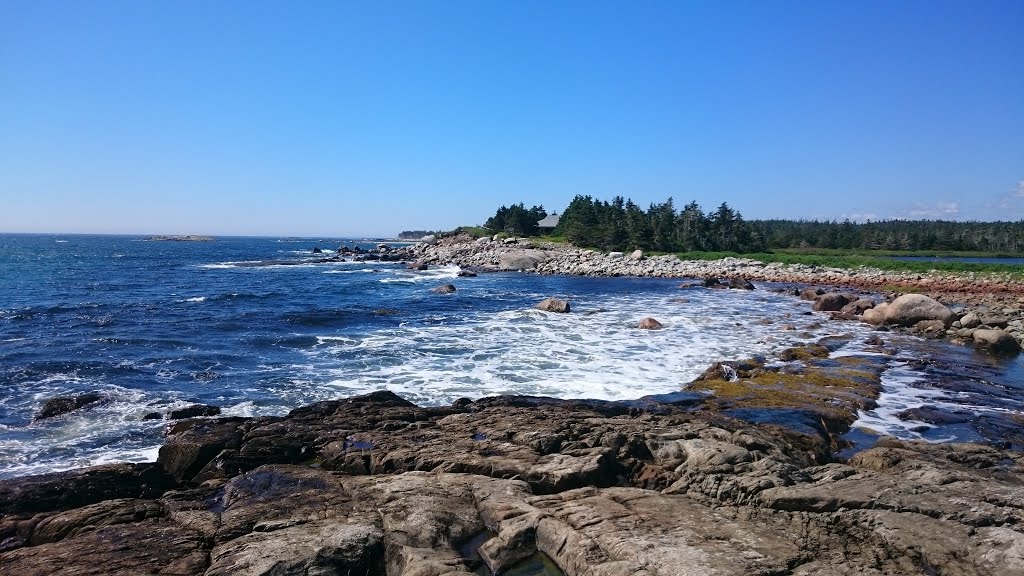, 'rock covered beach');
403,234,1024,351
2,236,1024,575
